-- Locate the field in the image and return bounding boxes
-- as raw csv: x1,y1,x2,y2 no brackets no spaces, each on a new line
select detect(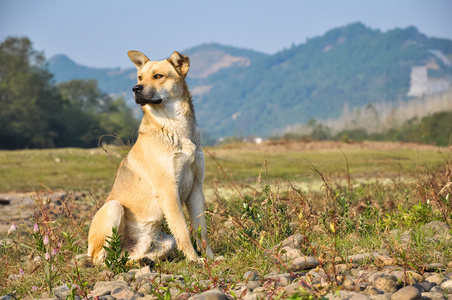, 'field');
0,140,447,193
0,140,451,299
